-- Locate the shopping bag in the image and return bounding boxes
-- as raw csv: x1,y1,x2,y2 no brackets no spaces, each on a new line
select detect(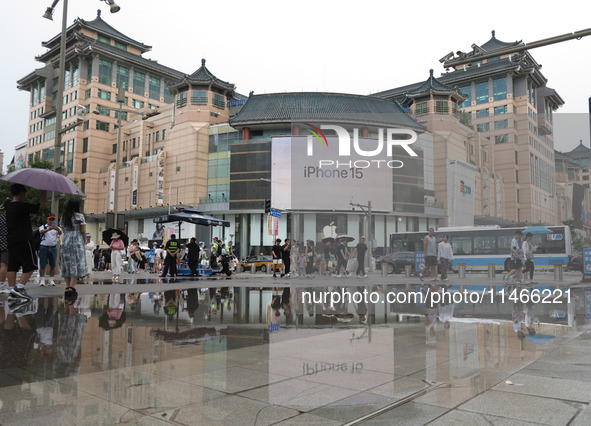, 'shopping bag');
346,258,358,273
